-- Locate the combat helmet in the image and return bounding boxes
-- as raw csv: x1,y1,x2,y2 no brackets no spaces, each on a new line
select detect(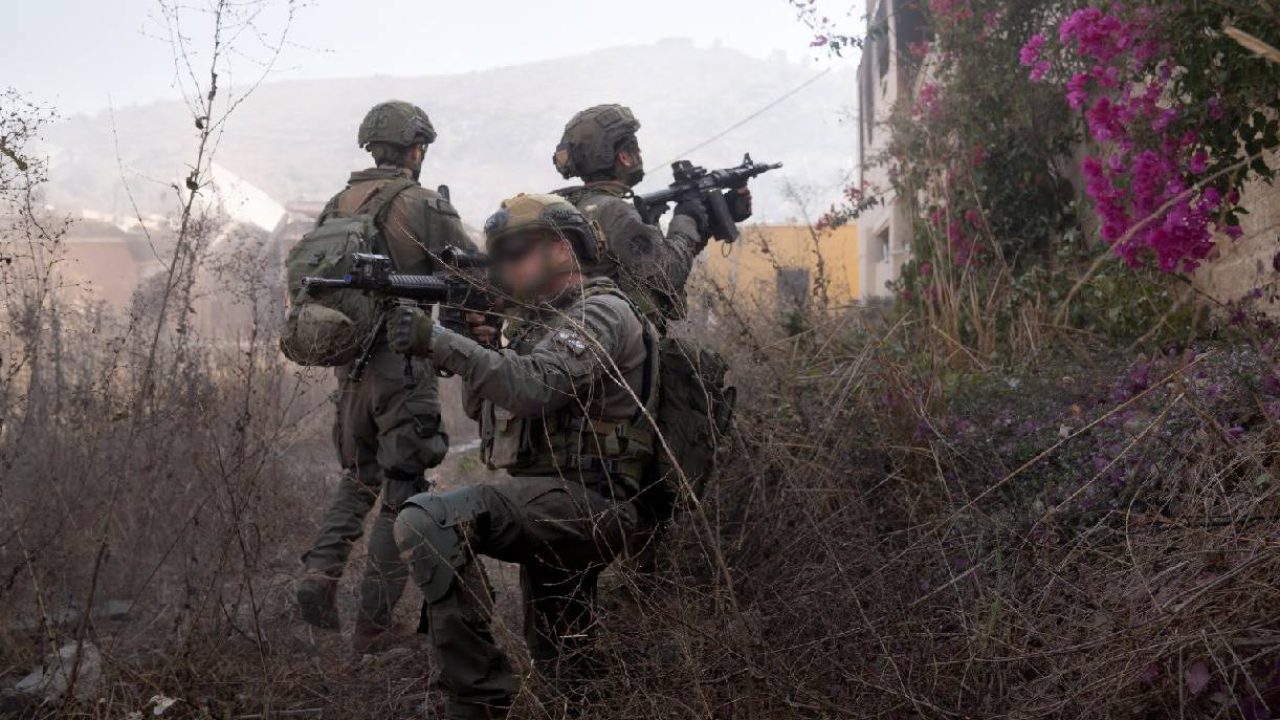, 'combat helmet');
553,104,641,179
484,194,604,264
357,101,438,149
